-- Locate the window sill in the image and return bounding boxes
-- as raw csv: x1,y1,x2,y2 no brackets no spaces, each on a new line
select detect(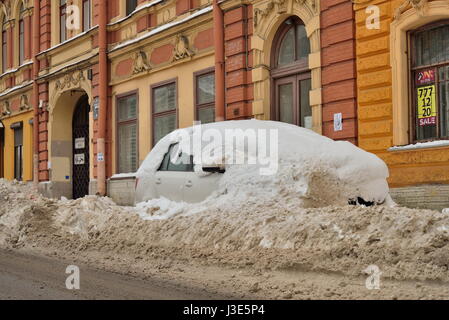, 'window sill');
388,140,449,152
